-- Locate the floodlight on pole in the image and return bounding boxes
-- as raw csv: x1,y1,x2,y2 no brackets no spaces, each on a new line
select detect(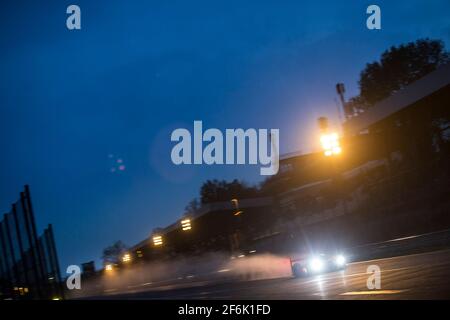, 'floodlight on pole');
320,132,341,156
